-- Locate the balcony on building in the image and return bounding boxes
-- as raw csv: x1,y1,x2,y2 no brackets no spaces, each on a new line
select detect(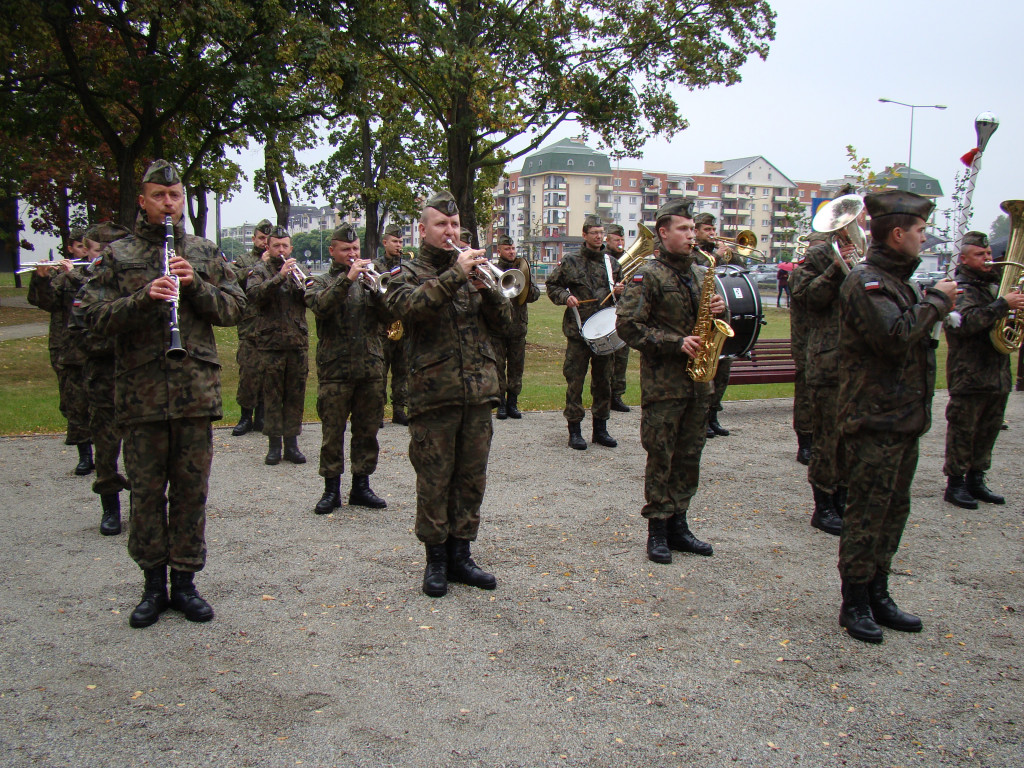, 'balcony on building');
642,219,656,228
773,210,789,218
596,199,612,209
642,203,659,212
666,187,686,197
597,184,613,193
774,195,794,203
721,191,739,199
